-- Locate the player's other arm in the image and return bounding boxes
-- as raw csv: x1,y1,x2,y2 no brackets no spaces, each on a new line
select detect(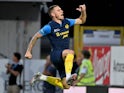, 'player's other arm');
75,4,87,24
25,25,51,59
25,32,42,59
